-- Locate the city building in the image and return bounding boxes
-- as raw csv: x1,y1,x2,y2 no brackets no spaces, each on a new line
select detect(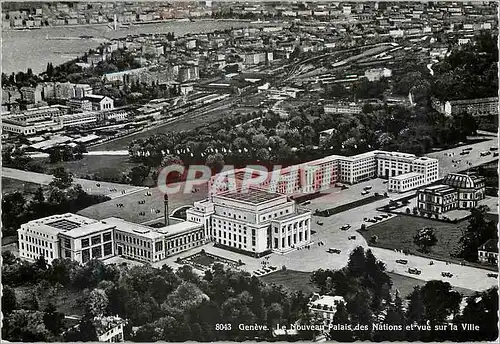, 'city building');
209,151,439,196
417,173,486,213
324,102,362,115
93,316,126,342
187,188,312,257
478,238,498,265
319,128,337,145
20,85,43,104
84,95,115,111
443,97,499,116
364,67,392,81
18,213,205,265
308,293,345,327
68,98,93,112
